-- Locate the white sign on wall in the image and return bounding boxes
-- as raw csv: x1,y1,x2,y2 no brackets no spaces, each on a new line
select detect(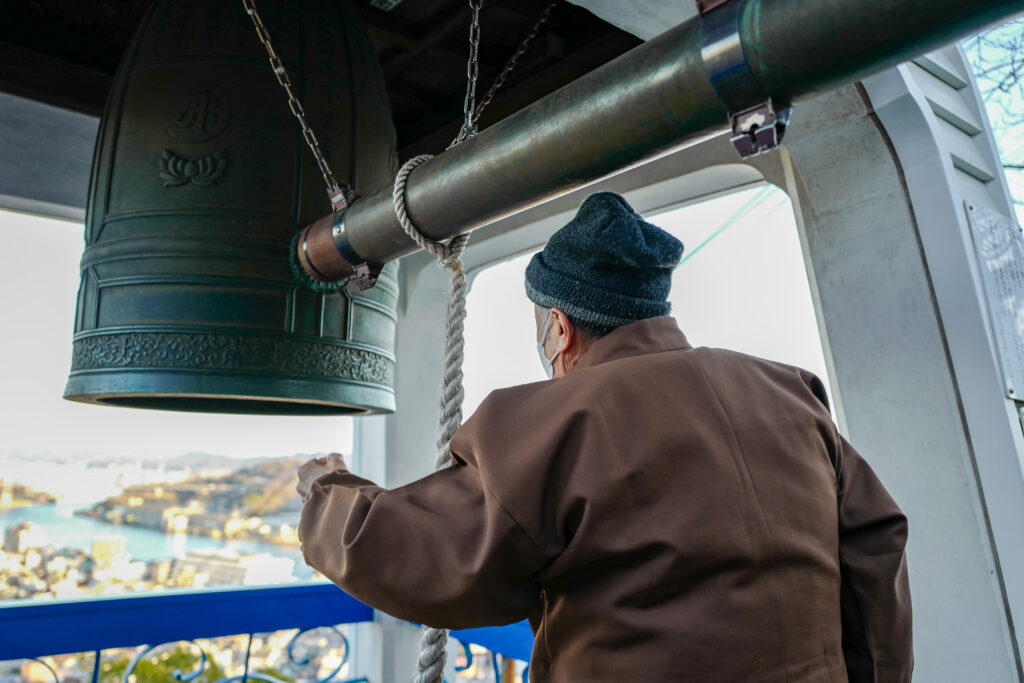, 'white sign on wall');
966,202,1024,400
